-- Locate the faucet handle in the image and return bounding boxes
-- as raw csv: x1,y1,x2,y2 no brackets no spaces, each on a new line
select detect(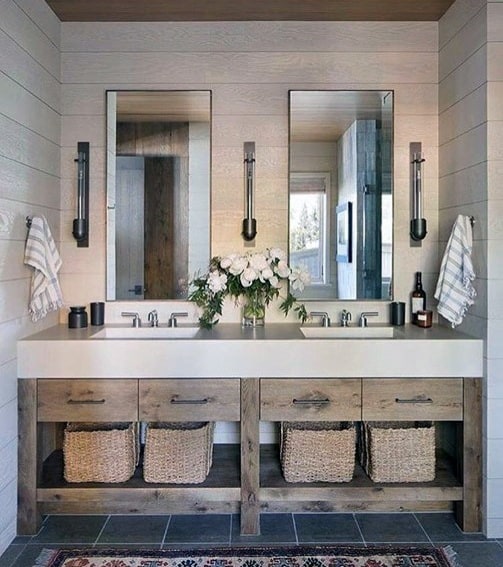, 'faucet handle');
340,309,352,327
148,309,159,327
168,311,188,328
121,311,141,328
359,311,379,327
